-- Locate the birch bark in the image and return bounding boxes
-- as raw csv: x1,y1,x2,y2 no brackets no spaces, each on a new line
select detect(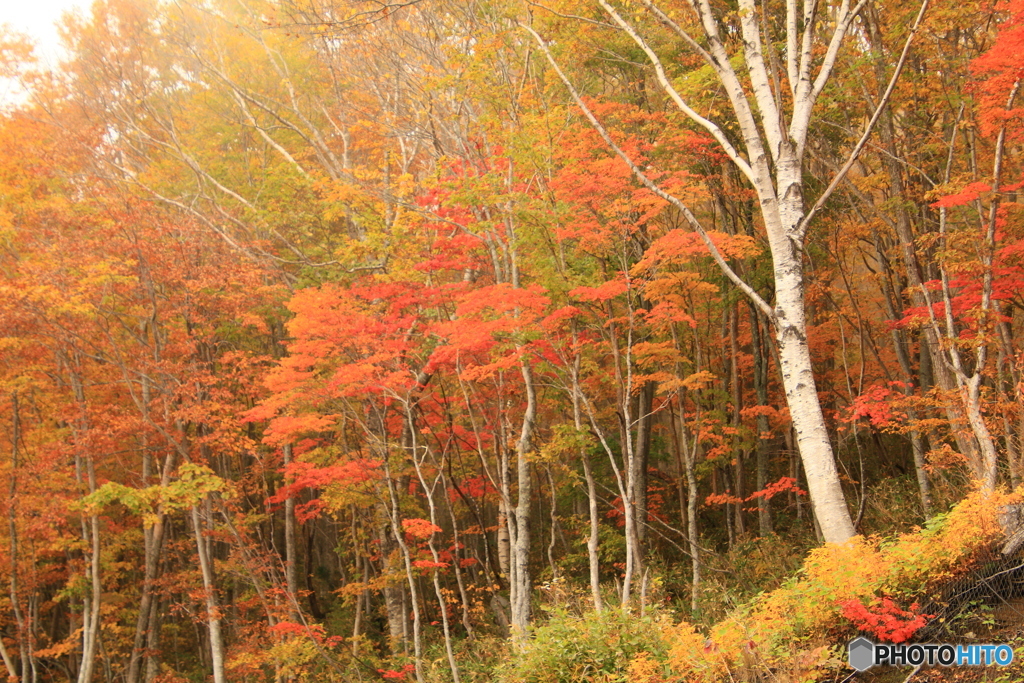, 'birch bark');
191,503,226,683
